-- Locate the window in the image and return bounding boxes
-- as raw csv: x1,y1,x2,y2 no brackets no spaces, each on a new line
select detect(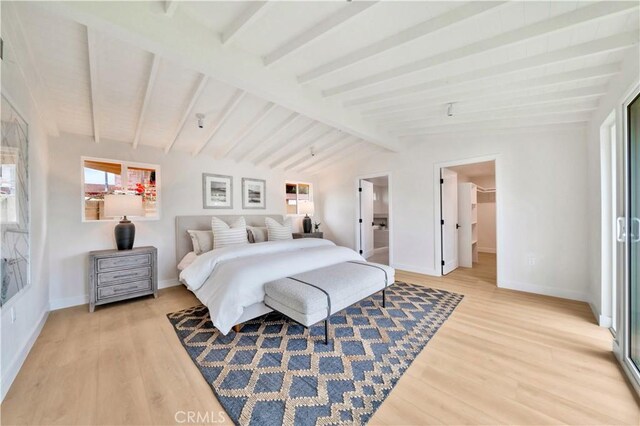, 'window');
285,182,312,215
82,157,159,221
